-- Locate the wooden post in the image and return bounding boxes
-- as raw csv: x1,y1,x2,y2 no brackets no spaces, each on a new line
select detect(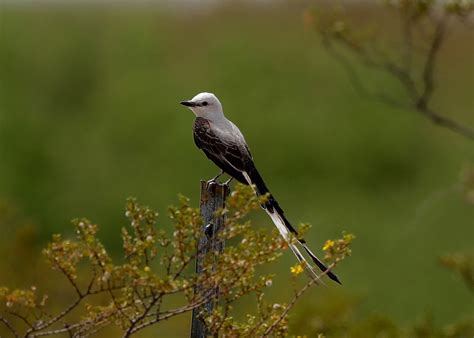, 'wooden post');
190,181,229,338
